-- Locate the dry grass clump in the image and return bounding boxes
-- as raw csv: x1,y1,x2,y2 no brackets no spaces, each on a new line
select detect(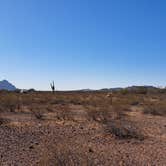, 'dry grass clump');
143,104,166,116
50,99,66,105
86,104,130,124
85,104,143,140
86,104,145,141
55,109,72,121
0,116,10,125
0,118,7,125
39,143,99,166
33,111,44,120
86,106,113,123
53,149,84,166
130,101,139,106
105,119,145,140
29,104,45,120
119,87,148,95
0,93,20,112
